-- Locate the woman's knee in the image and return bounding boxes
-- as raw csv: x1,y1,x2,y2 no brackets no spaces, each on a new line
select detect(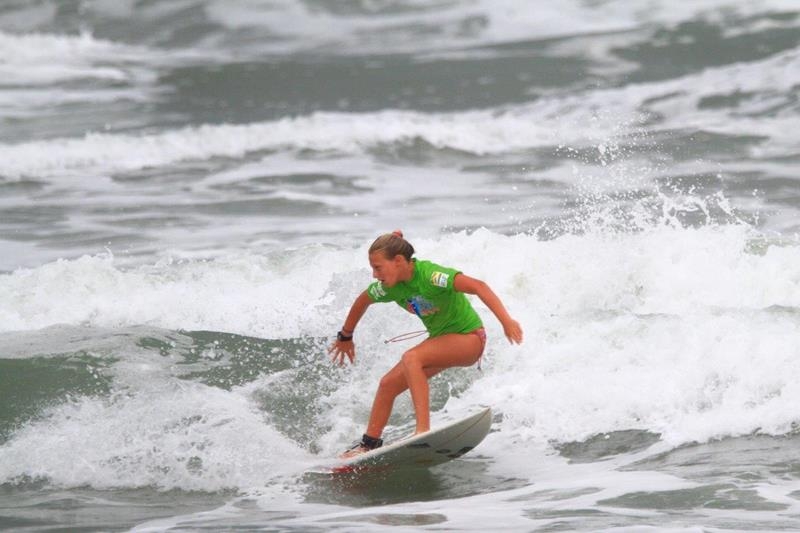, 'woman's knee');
378,372,406,396
401,348,422,370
